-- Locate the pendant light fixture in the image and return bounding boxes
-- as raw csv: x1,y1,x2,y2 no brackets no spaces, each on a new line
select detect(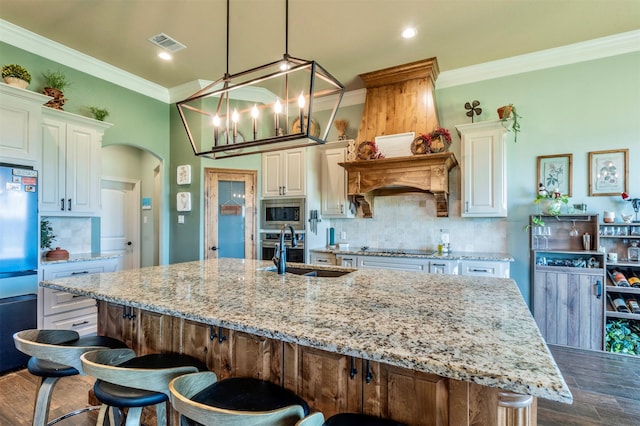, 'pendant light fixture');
177,0,345,159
